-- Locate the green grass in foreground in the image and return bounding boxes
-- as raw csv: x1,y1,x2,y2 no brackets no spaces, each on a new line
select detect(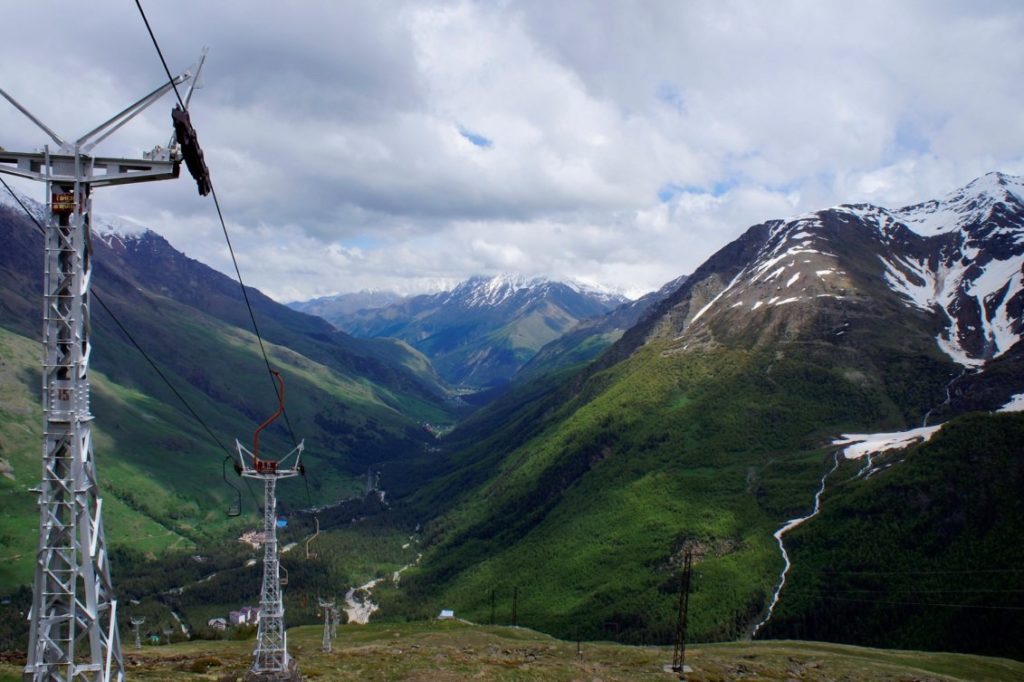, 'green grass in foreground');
3,620,1020,681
